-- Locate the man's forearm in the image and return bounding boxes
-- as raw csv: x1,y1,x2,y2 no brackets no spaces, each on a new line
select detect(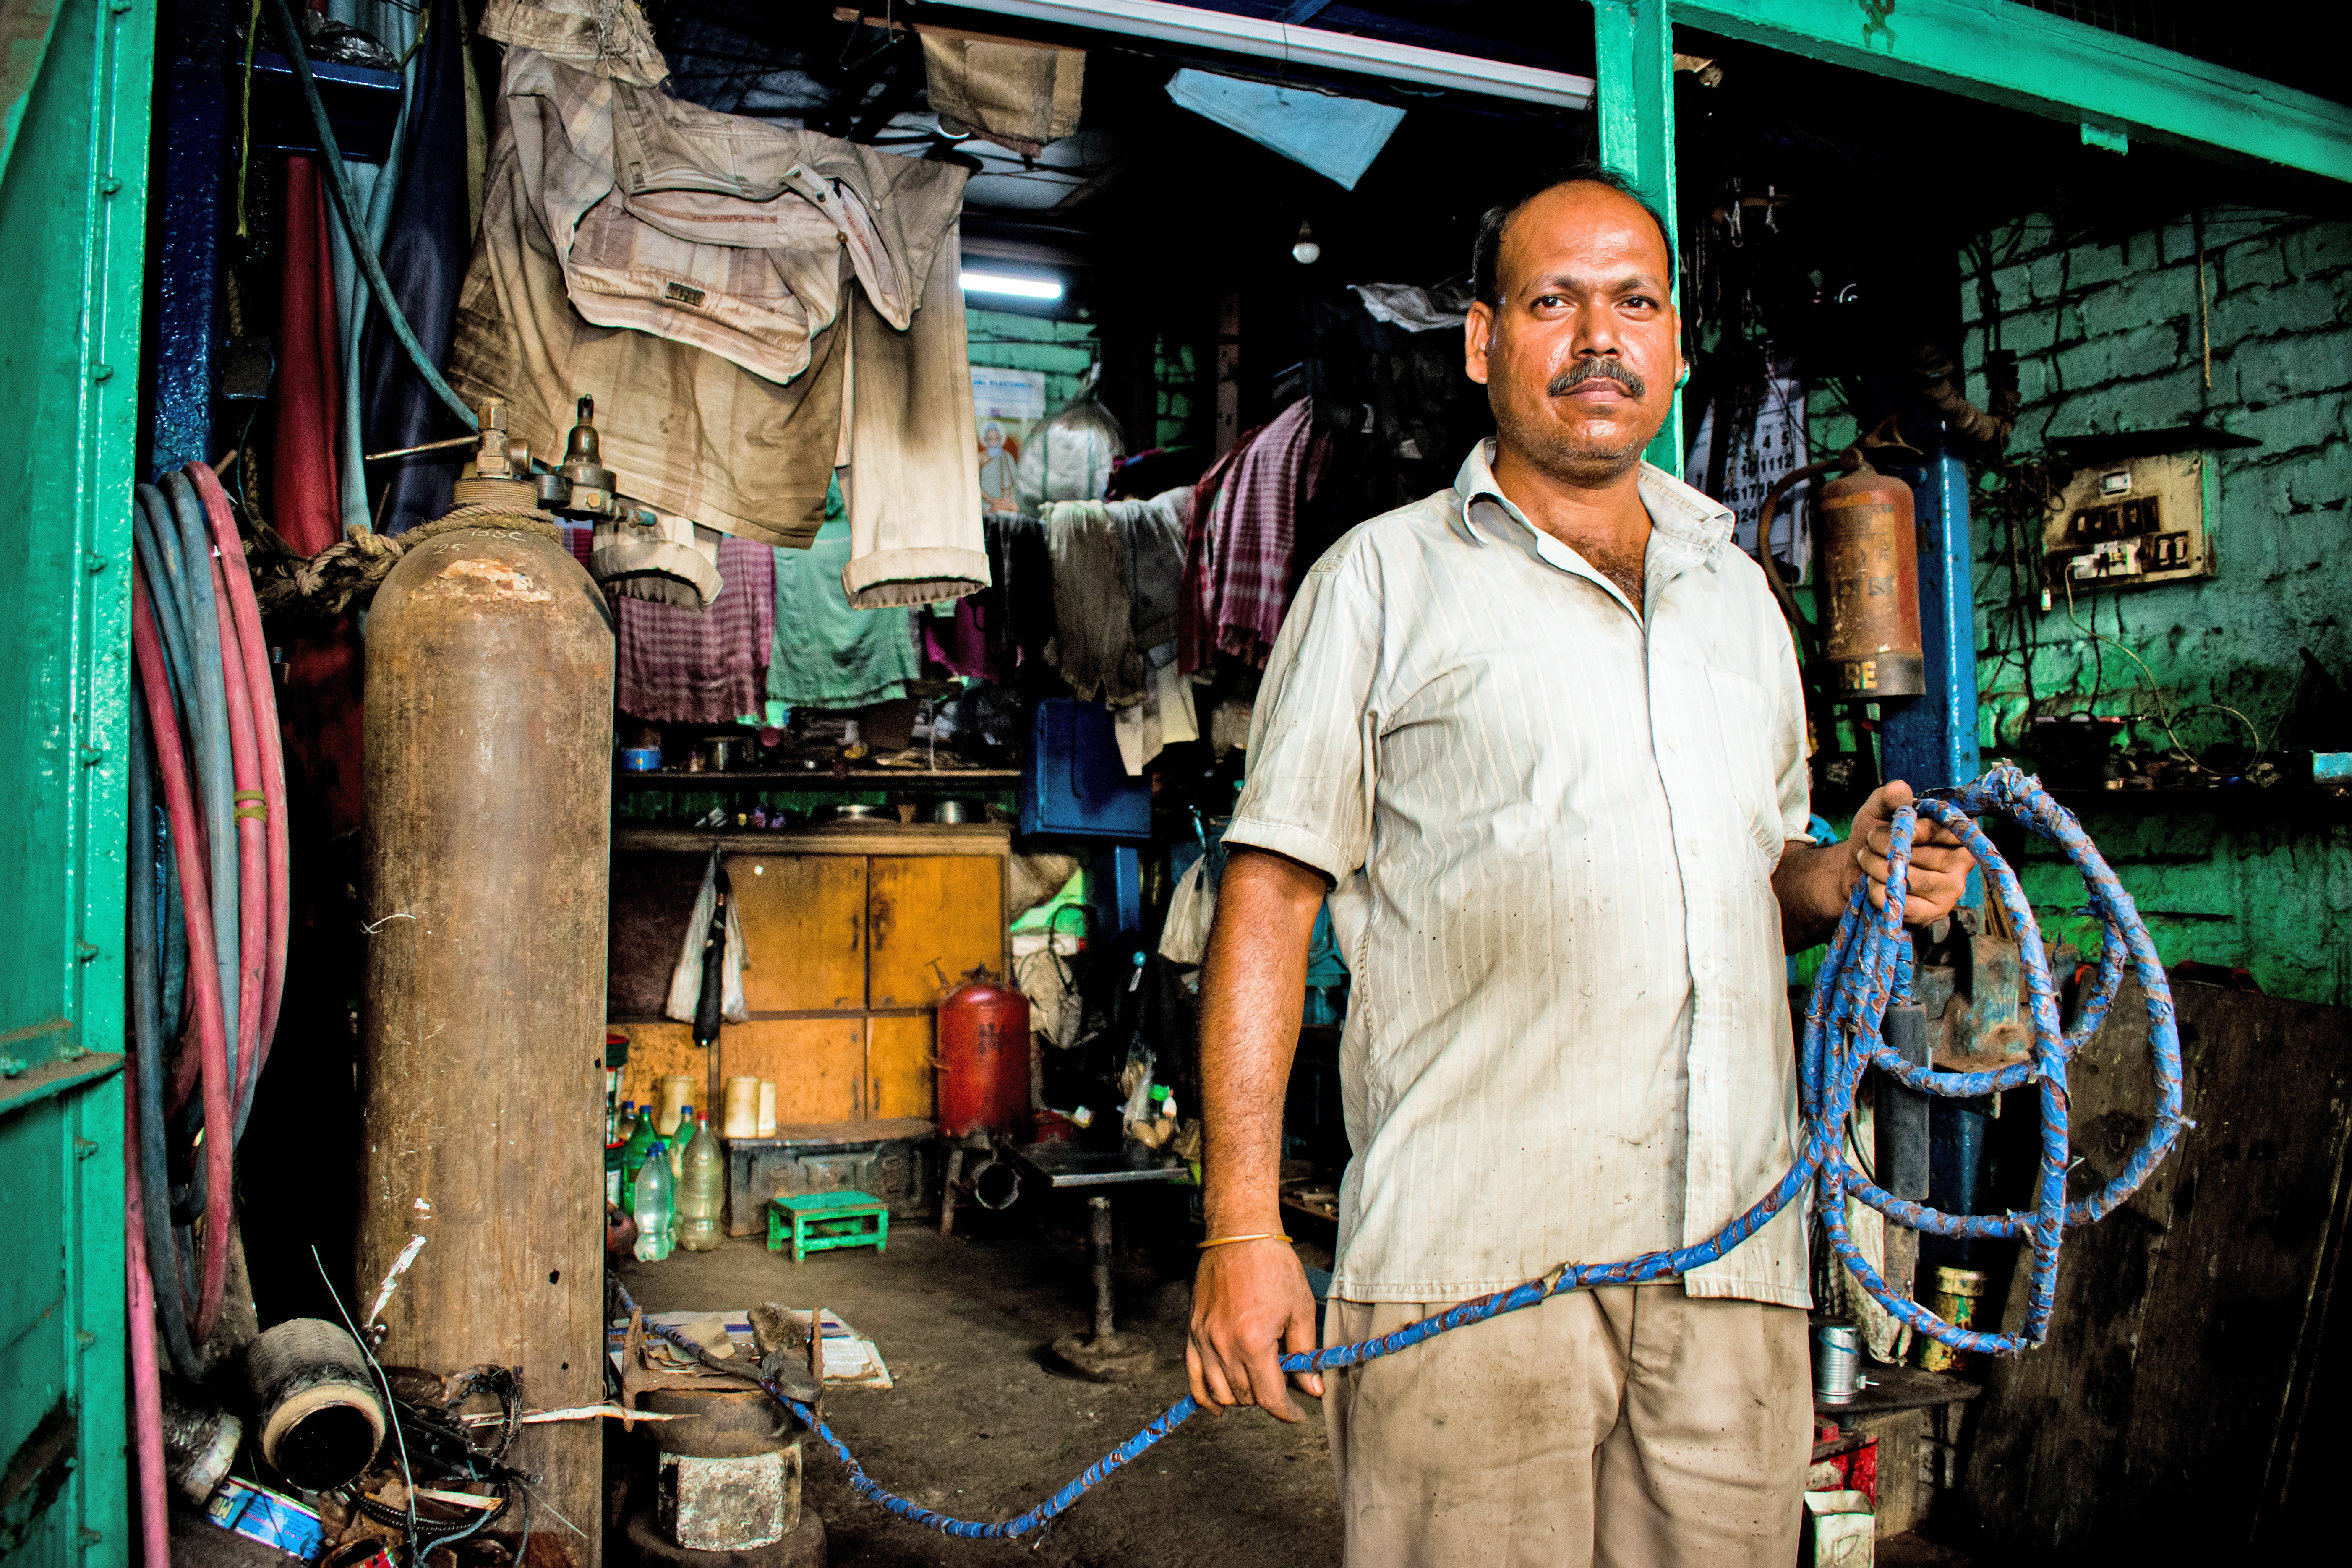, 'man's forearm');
1773,839,1861,953
1197,850,1329,1236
